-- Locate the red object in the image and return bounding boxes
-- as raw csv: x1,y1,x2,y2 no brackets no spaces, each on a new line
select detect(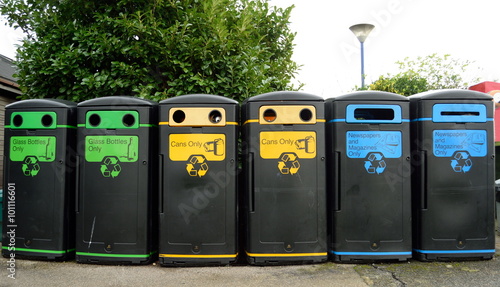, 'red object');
469,81,500,142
